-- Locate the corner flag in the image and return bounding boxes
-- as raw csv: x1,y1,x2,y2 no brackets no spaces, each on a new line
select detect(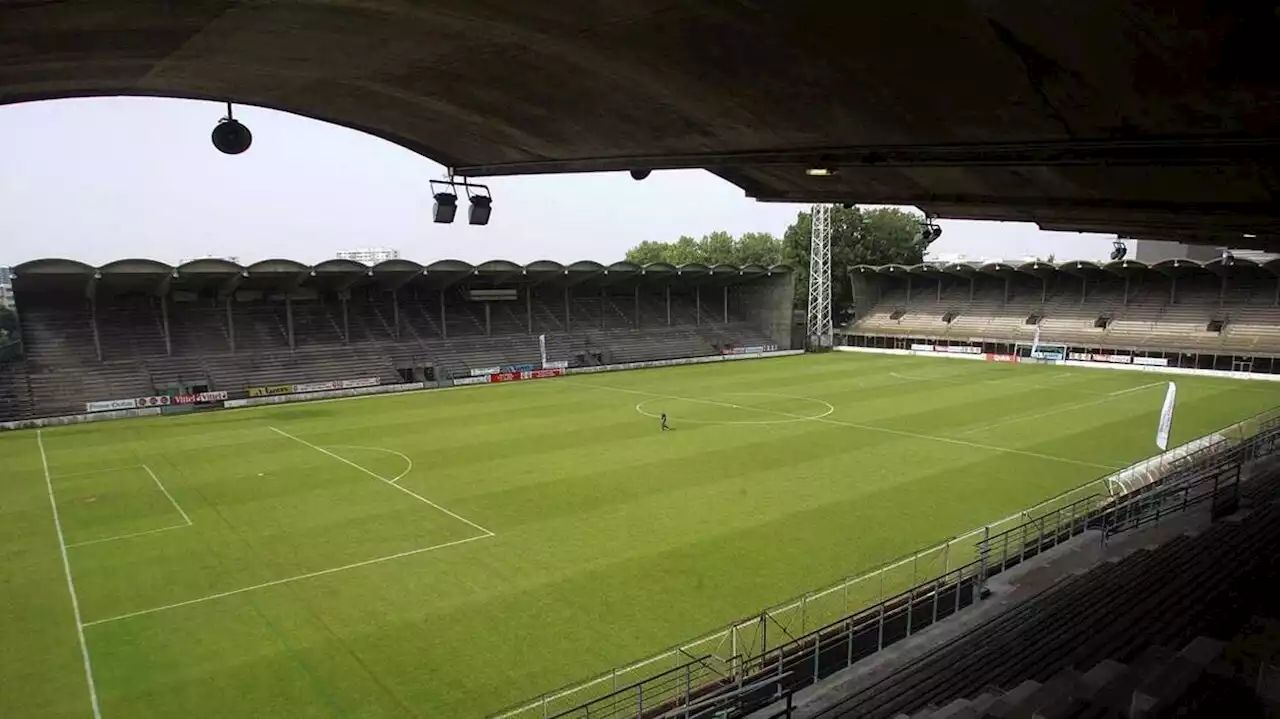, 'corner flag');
1155,382,1177,450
